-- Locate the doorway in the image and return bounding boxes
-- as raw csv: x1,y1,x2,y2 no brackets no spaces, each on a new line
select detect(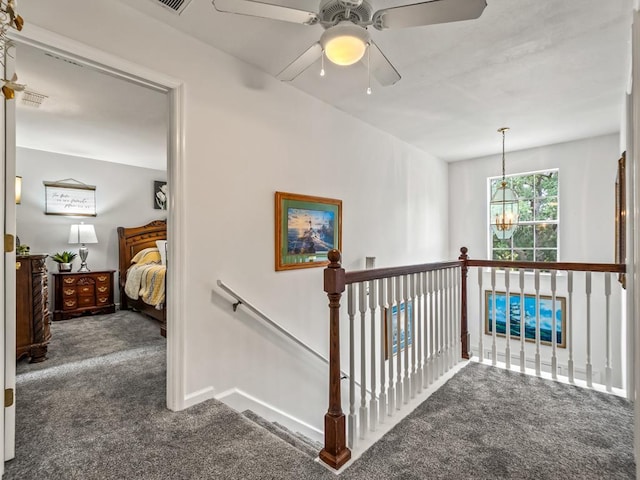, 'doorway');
2,30,185,474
